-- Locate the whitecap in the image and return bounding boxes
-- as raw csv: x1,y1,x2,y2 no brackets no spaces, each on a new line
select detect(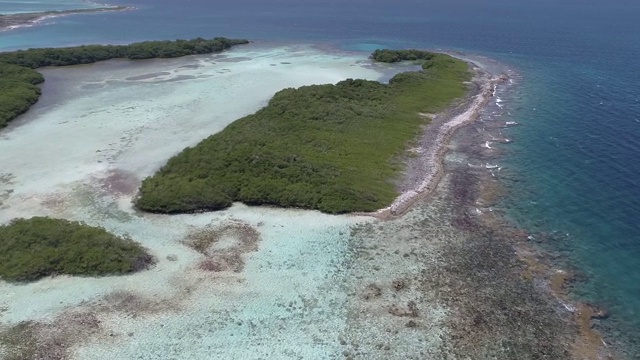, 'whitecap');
560,300,576,313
